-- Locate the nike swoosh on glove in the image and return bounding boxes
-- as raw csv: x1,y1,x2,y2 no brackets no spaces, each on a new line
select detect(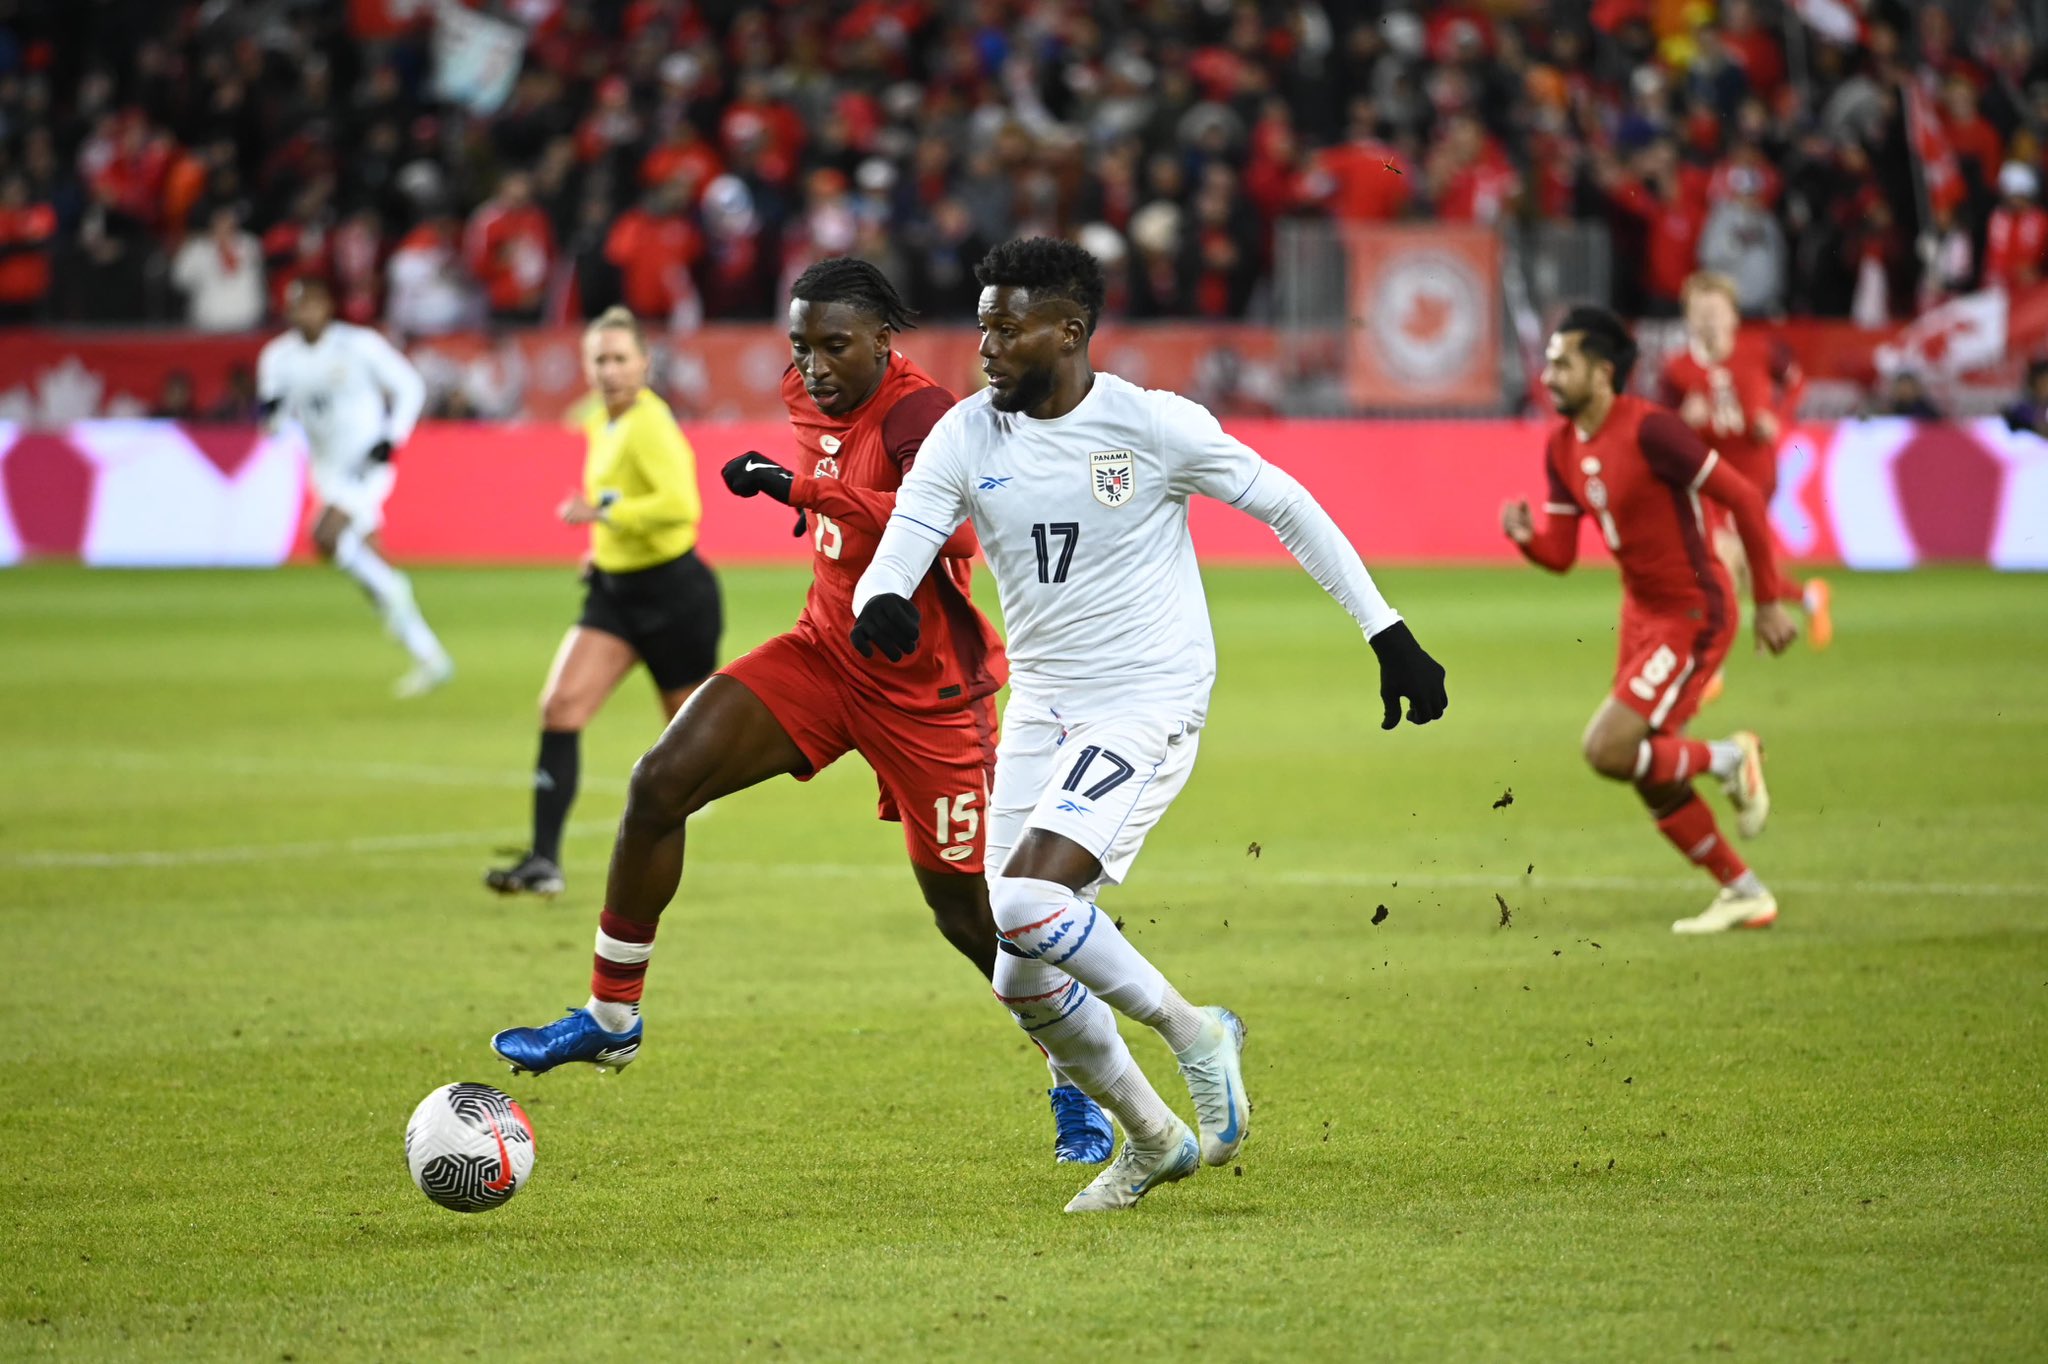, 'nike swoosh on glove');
850,593,920,662
1368,620,1448,729
721,451,795,504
